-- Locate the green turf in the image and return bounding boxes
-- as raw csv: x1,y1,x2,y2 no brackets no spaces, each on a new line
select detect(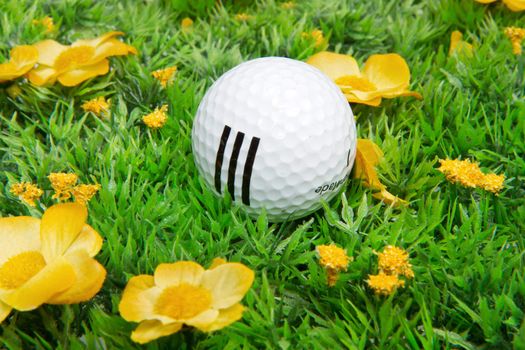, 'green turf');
1,0,524,349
